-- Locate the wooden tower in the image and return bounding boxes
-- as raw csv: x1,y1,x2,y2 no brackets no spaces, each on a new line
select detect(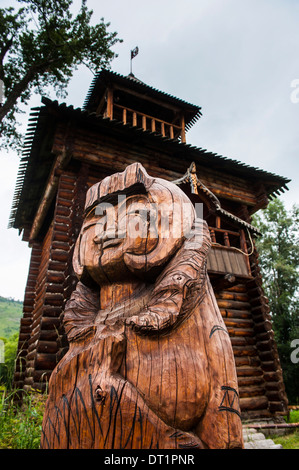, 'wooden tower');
10,70,290,420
